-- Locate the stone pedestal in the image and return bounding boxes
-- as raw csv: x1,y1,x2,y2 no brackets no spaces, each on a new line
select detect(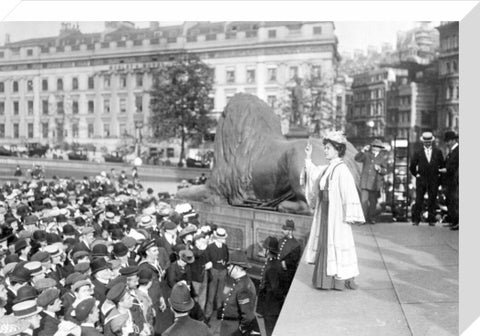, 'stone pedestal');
285,126,310,139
